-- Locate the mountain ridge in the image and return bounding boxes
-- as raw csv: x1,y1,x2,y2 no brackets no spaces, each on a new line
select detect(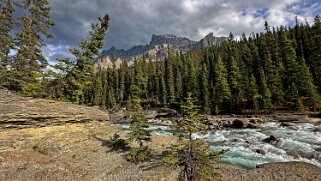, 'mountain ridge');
97,33,228,69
